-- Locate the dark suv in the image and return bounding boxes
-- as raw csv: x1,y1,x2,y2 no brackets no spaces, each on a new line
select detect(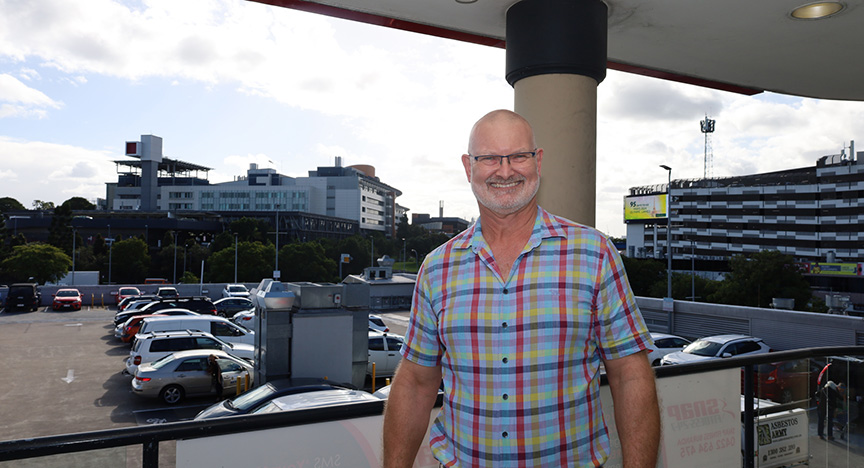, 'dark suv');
5,283,41,312
139,296,217,315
